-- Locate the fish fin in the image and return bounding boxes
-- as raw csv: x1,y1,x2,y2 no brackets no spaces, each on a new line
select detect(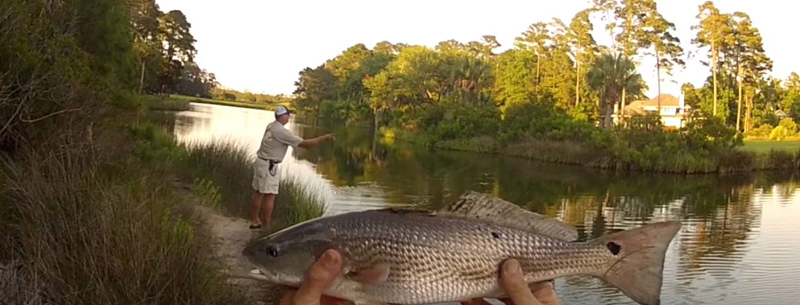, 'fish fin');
434,191,578,241
591,221,682,305
346,263,391,285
